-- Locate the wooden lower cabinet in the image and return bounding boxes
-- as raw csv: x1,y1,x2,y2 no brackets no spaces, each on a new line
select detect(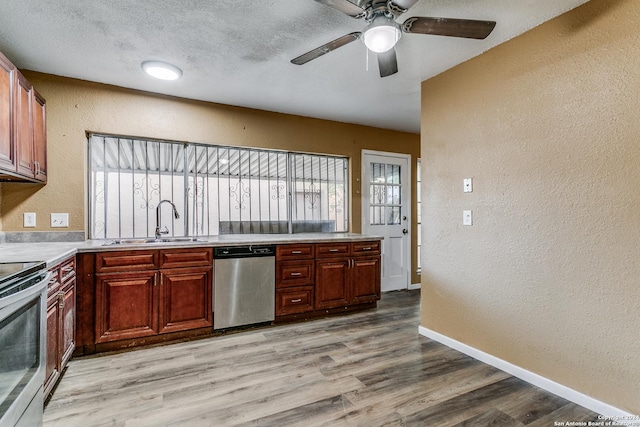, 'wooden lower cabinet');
351,256,381,305
276,241,381,319
95,271,159,343
91,248,214,347
314,259,350,309
44,289,60,396
159,267,212,334
44,256,76,400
